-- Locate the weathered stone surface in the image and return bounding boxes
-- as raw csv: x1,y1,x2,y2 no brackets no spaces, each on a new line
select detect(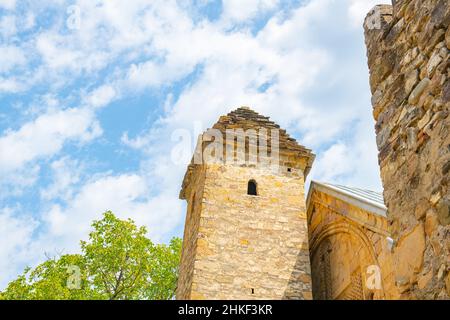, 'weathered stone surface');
436,198,450,226
417,110,432,129
446,272,450,296
393,224,426,282
405,69,419,94
443,160,450,175
408,78,431,105
425,209,438,237
446,26,450,49
426,51,443,78
417,270,433,290
364,0,450,300
437,264,446,280
415,198,429,220
407,127,418,149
